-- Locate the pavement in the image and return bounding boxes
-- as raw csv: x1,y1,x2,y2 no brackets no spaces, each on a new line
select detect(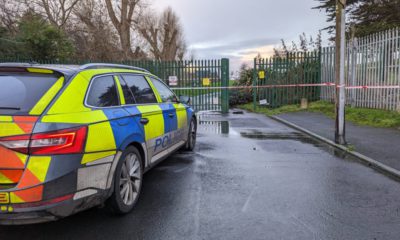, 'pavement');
277,111,400,172
2,110,400,239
